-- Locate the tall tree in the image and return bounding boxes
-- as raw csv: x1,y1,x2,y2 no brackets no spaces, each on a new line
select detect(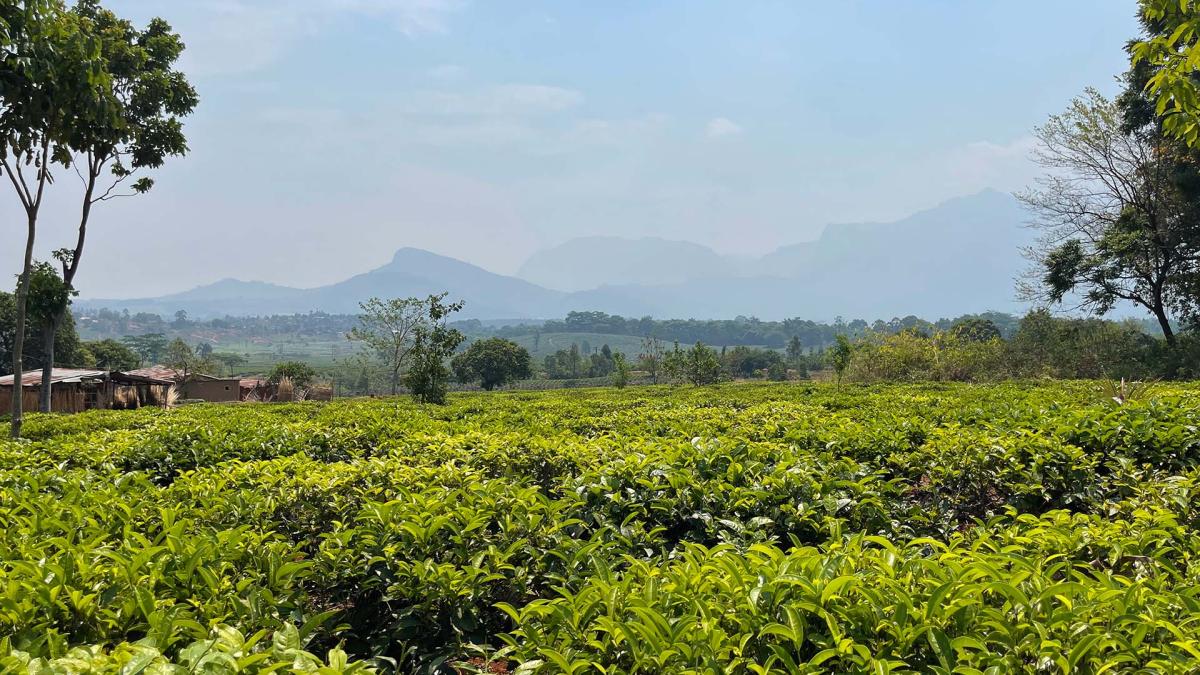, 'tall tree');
1018,88,1200,346
451,338,531,391
347,296,427,395
38,2,197,412
1,1,100,437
